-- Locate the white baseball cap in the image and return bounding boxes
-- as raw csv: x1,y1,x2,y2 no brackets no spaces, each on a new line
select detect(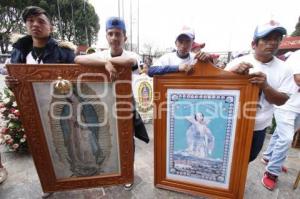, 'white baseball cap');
253,20,286,40
176,26,195,41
